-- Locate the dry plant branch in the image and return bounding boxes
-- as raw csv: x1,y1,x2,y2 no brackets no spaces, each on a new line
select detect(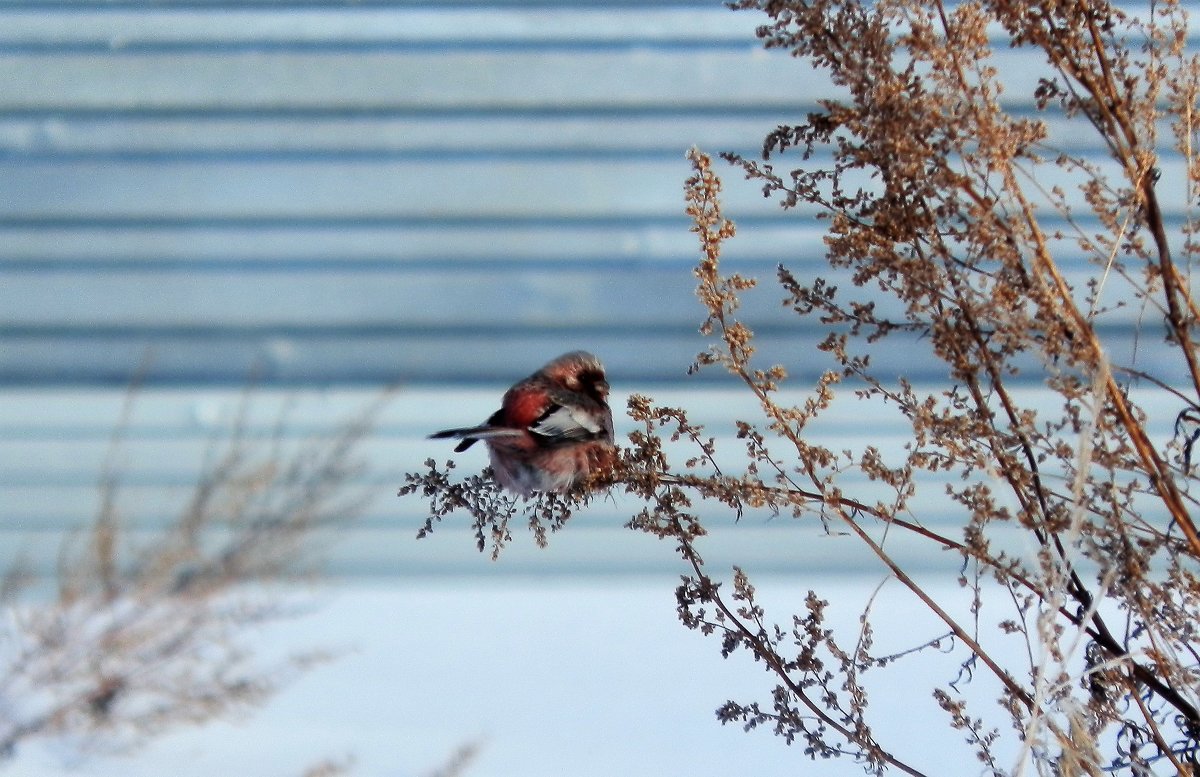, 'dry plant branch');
402,1,1200,774
0,388,389,764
